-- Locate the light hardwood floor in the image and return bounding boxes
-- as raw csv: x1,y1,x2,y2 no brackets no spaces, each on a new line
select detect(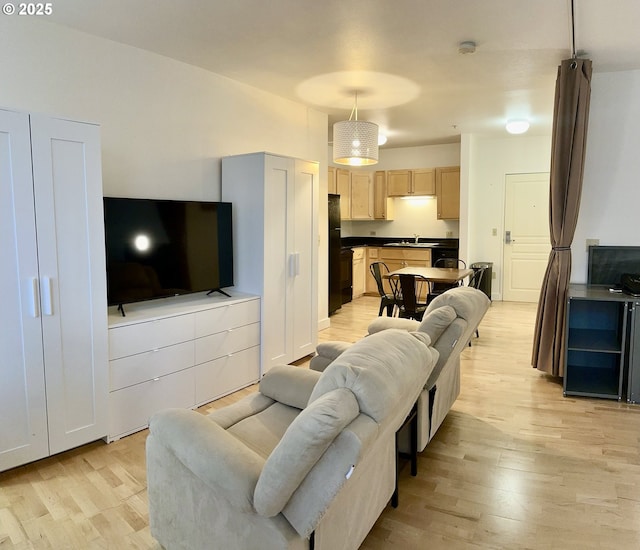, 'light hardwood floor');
2,297,640,549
